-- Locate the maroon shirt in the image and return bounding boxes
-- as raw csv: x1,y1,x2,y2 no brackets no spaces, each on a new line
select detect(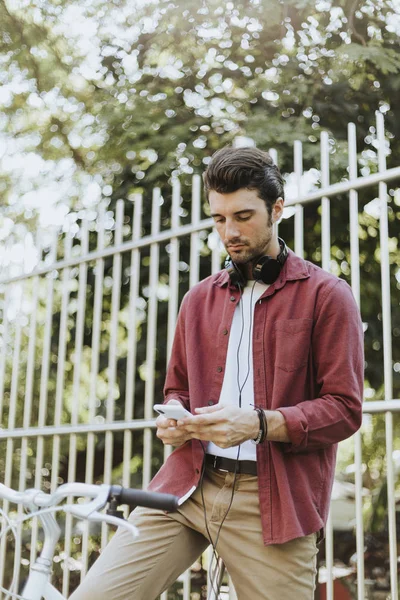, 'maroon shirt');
148,250,364,545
